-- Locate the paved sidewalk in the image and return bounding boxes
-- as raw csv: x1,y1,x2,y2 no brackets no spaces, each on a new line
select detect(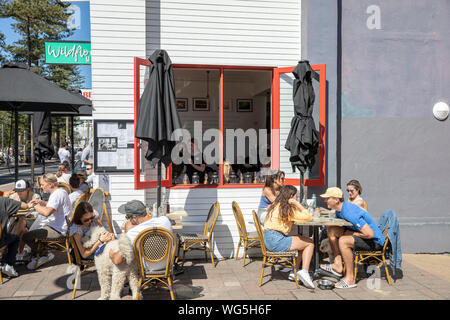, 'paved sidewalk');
0,252,449,300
